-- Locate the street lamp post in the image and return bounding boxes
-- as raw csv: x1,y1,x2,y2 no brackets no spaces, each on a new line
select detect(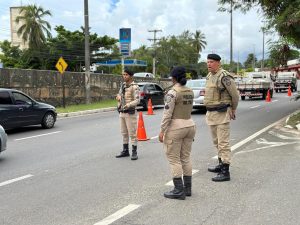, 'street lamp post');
84,0,91,104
